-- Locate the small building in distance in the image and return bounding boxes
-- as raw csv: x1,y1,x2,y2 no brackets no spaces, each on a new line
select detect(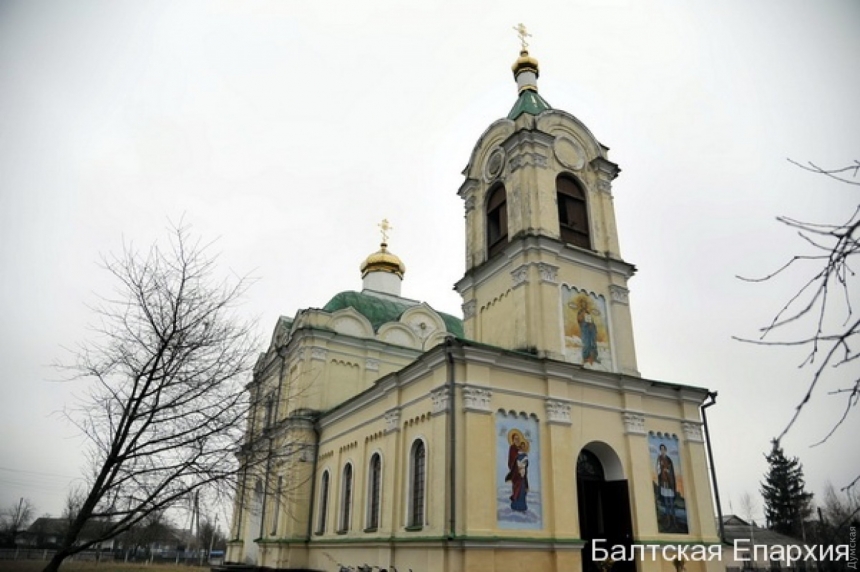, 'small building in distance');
21,517,115,551
720,515,814,571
